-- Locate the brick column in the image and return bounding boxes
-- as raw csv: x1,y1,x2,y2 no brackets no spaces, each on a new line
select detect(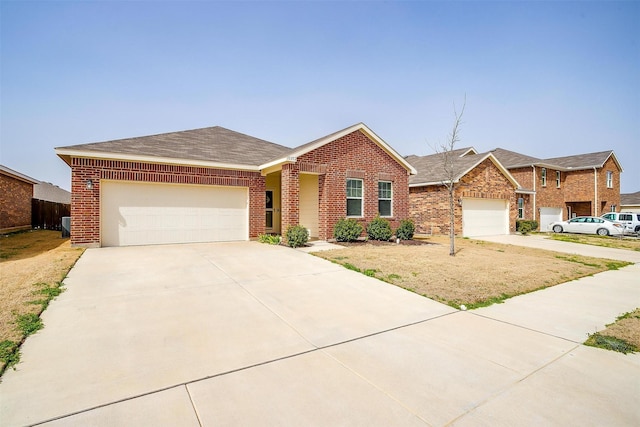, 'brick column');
281,163,299,239
71,158,101,247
